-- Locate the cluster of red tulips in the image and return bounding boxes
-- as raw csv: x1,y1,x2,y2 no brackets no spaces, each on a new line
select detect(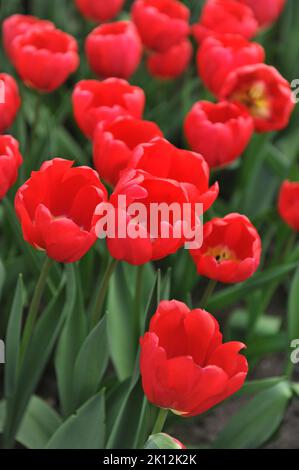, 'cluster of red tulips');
0,0,297,449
